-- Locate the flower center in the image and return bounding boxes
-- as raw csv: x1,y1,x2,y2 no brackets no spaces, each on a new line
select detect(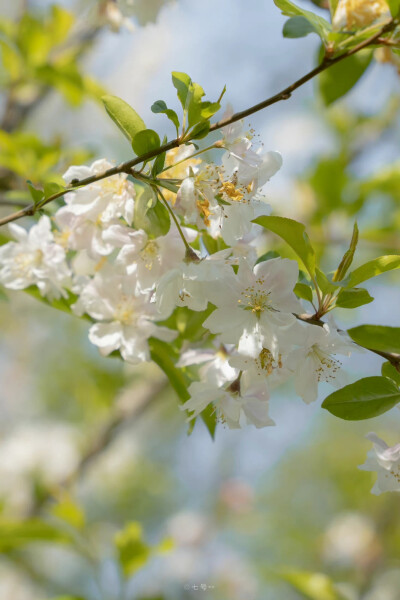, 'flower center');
99,175,129,197
140,240,159,270
114,295,136,325
257,348,283,375
238,281,272,314
15,249,43,274
311,345,342,382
